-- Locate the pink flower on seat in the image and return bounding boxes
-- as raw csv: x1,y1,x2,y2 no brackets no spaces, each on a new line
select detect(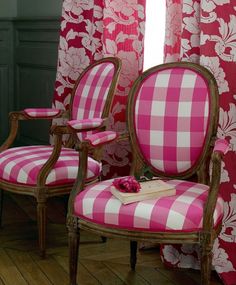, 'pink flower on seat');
112,176,141,193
